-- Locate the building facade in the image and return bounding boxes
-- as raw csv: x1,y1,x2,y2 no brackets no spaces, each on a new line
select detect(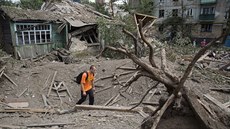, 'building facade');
153,0,230,43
